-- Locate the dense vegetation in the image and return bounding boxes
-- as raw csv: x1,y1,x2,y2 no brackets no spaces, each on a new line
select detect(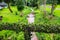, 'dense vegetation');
0,0,60,40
